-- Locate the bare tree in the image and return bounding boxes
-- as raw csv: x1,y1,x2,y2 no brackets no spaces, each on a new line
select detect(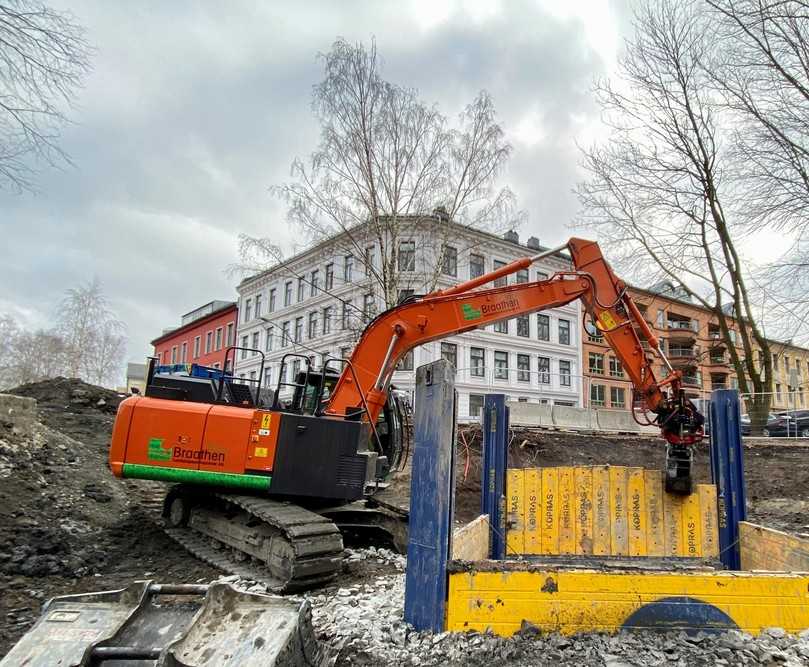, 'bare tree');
0,314,69,388
0,0,91,192
56,278,126,386
240,38,522,308
575,0,775,433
